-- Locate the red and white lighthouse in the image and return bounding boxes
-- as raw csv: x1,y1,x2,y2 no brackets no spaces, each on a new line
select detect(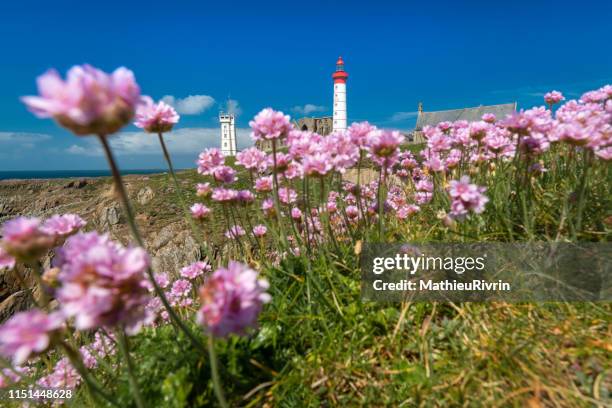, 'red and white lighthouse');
332,56,348,132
